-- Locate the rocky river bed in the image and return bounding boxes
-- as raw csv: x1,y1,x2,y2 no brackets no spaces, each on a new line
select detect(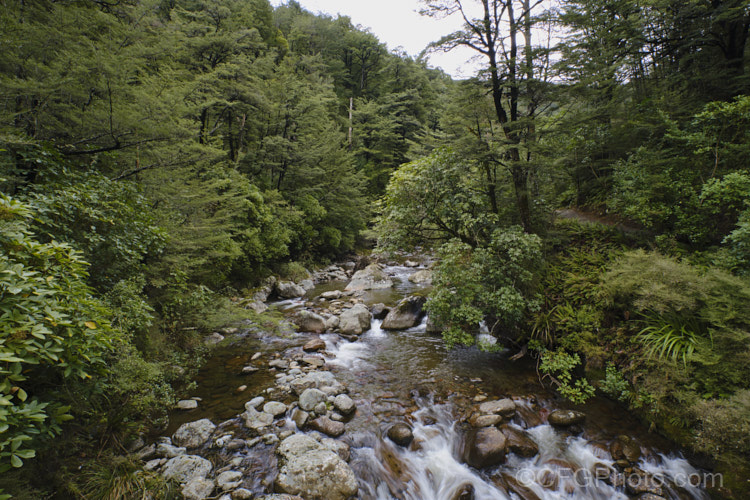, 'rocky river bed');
133,257,712,500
